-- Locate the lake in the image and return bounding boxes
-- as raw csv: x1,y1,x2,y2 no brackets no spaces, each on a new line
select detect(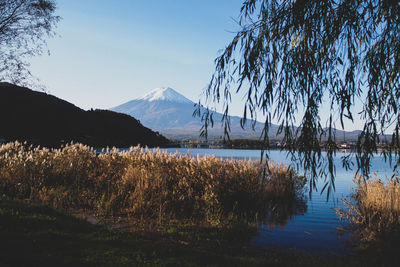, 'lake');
158,148,397,255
